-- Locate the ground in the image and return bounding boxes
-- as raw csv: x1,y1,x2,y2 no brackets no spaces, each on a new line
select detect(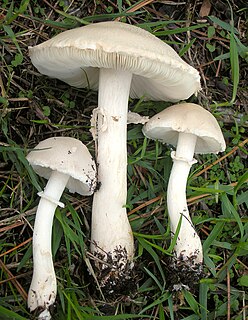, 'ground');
0,0,247,319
